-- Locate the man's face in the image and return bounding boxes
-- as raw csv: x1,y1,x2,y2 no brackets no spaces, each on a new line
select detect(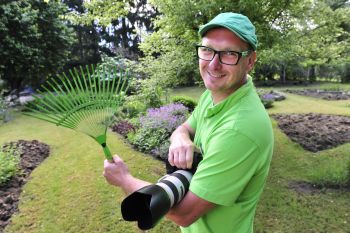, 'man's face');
199,27,256,103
